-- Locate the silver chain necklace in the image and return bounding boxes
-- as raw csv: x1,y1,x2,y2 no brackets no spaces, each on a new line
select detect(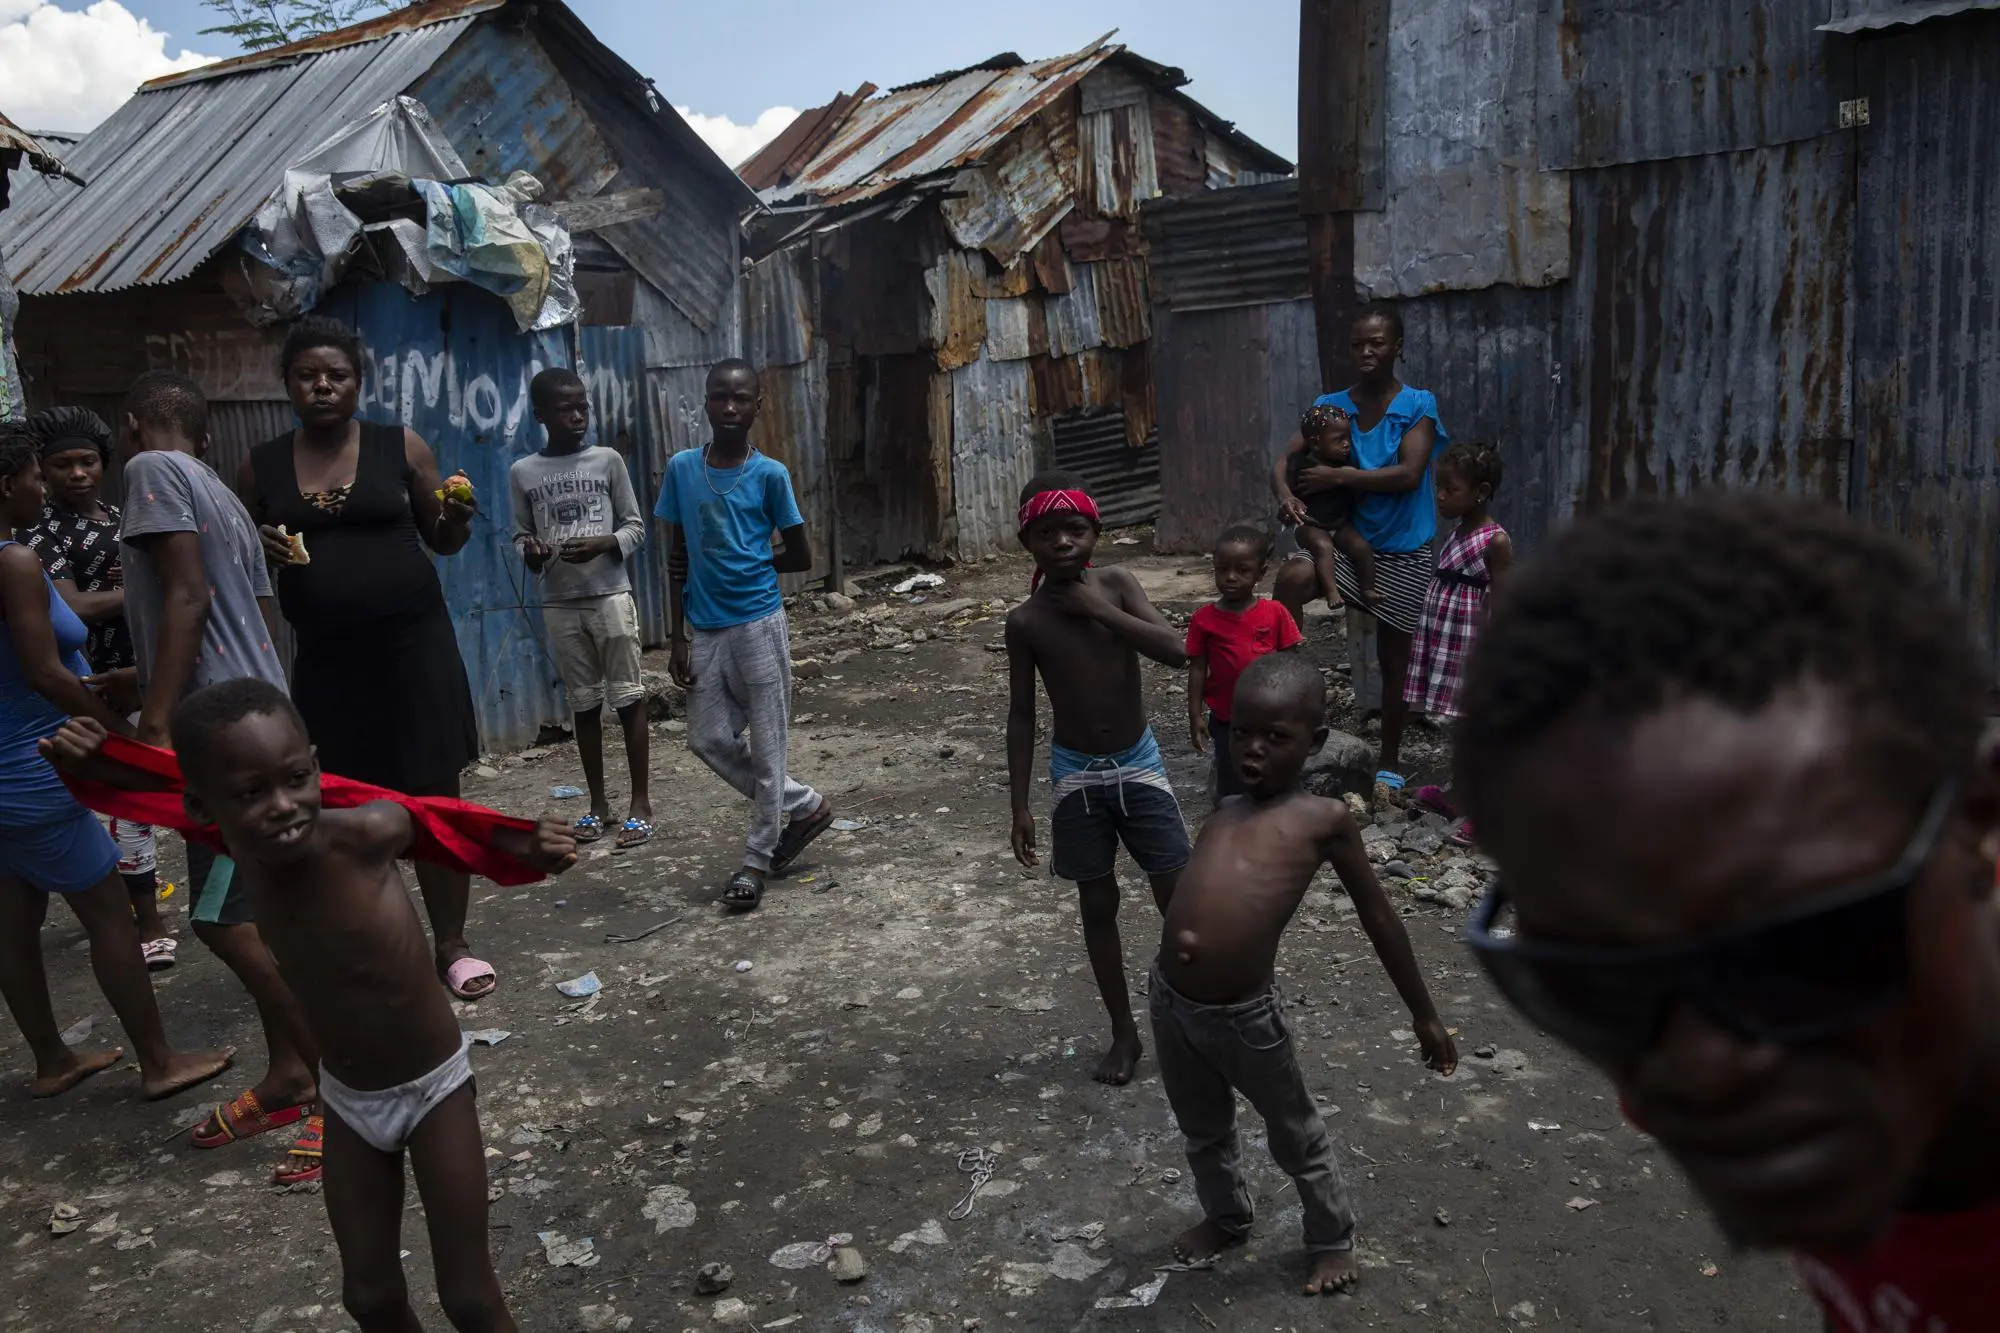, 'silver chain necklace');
701,443,754,497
